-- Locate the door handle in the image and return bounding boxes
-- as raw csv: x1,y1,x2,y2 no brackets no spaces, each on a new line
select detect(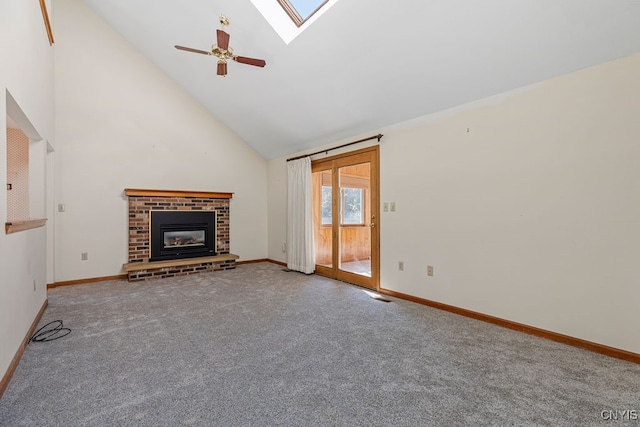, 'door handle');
369,222,375,228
